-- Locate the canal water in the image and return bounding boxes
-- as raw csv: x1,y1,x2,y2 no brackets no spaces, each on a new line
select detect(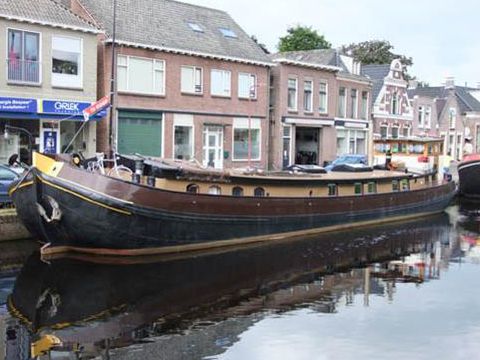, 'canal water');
1,202,480,360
